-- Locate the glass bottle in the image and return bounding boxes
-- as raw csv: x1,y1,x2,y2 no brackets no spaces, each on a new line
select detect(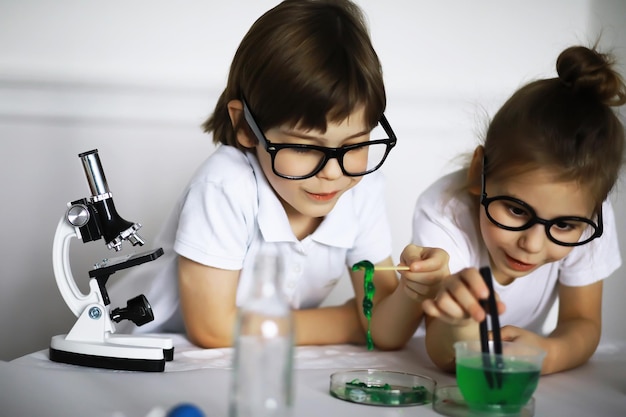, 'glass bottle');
229,251,294,417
